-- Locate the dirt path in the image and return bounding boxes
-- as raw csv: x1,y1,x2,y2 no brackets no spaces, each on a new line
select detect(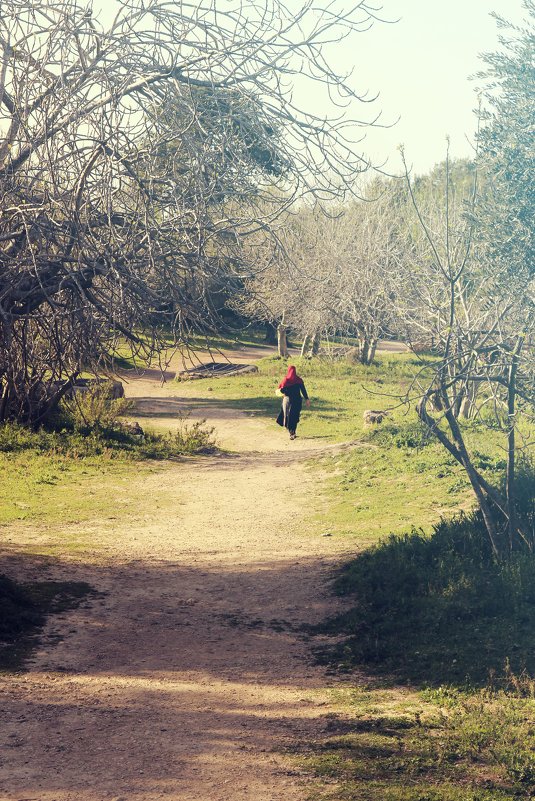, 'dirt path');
0,373,359,801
